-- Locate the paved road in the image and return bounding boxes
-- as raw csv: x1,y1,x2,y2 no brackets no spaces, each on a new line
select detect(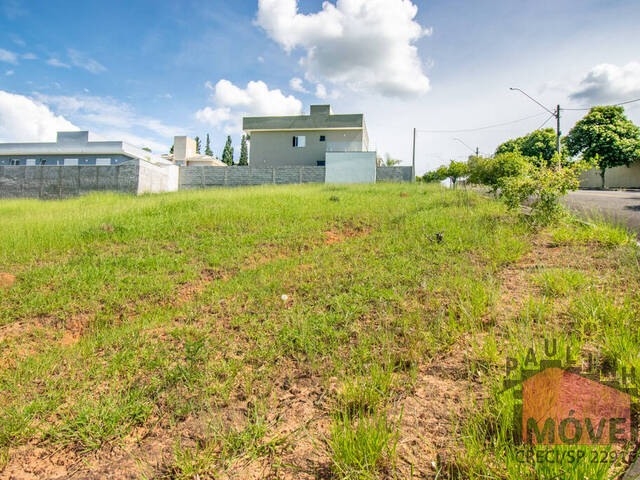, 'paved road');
563,190,640,234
